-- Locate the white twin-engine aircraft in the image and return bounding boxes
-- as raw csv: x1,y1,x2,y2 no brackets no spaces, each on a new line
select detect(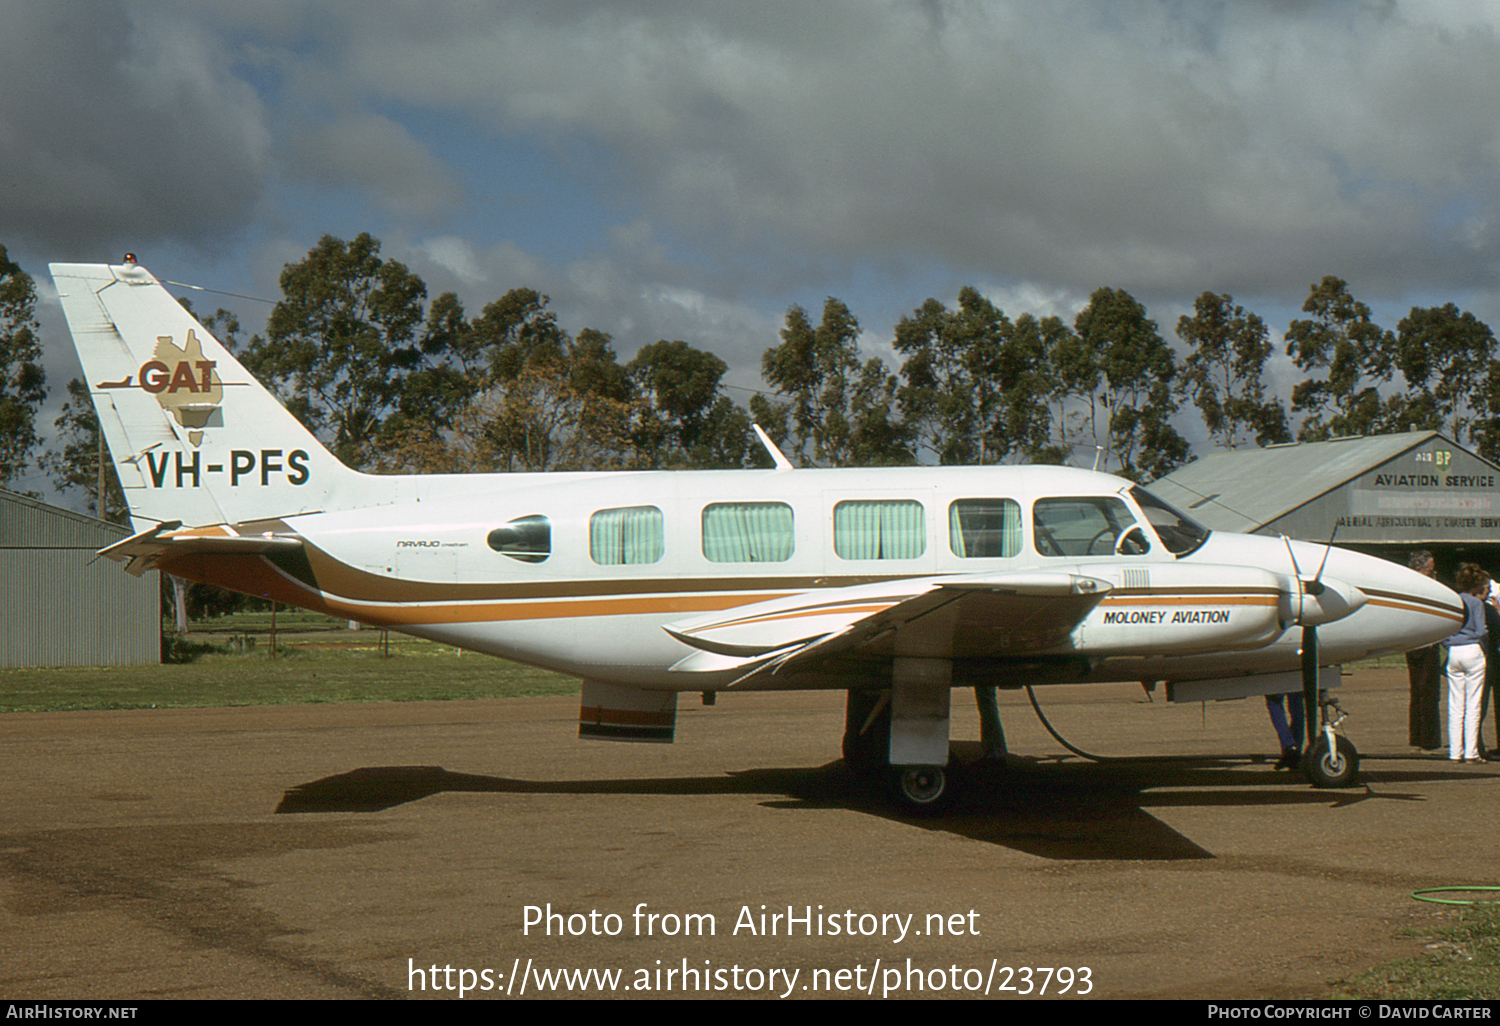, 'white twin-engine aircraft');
51,259,1462,811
